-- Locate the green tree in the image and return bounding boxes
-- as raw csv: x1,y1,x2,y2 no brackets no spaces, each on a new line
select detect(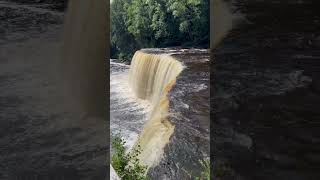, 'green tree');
166,0,209,44
111,0,138,60
111,0,209,61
